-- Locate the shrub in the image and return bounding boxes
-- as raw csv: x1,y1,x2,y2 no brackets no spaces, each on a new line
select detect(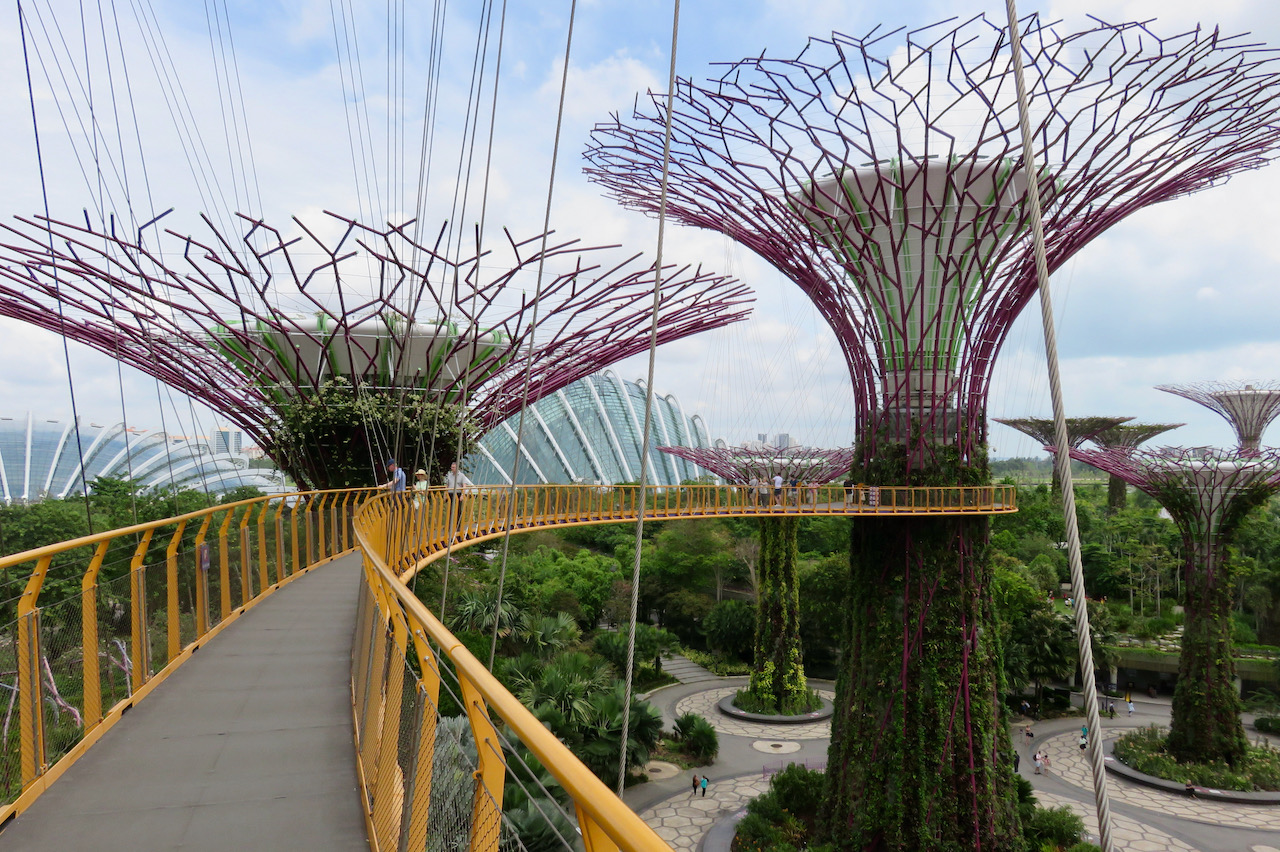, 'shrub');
1113,725,1280,791
1146,616,1175,636
673,712,700,741
732,764,824,852
1023,805,1085,850
769,763,824,818
704,599,756,660
1256,717,1280,734
682,715,720,763
1233,616,1259,645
